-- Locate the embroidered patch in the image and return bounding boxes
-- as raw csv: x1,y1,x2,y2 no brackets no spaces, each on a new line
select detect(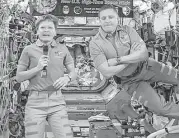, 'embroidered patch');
119,31,130,44
54,51,64,57
122,6,131,16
